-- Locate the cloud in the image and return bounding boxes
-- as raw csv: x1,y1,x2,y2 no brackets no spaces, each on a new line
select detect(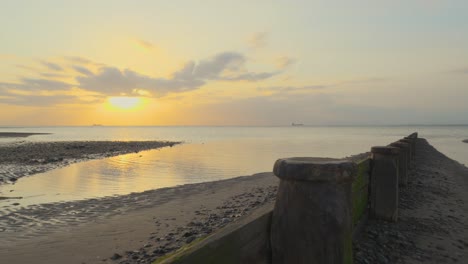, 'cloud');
1,51,280,105
41,61,63,71
73,66,94,76
258,85,328,94
0,94,80,106
0,78,71,91
333,77,389,87
76,66,203,96
77,51,278,96
40,73,70,78
447,67,468,75
180,52,278,81
248,32,268,49
64,56,105,67
276,56,296,69
136,39,154,50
